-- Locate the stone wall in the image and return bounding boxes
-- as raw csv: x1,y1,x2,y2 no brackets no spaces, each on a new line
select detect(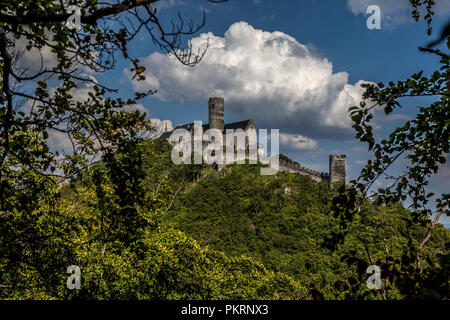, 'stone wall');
278,160,330,183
